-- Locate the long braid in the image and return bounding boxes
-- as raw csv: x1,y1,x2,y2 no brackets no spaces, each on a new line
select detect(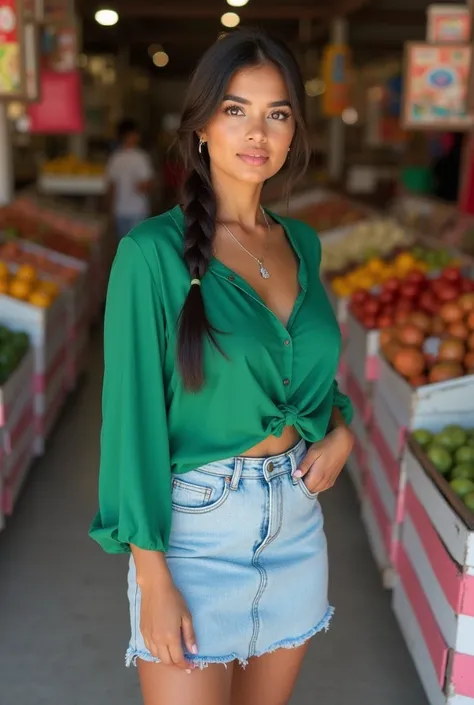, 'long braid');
177,164,221,391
